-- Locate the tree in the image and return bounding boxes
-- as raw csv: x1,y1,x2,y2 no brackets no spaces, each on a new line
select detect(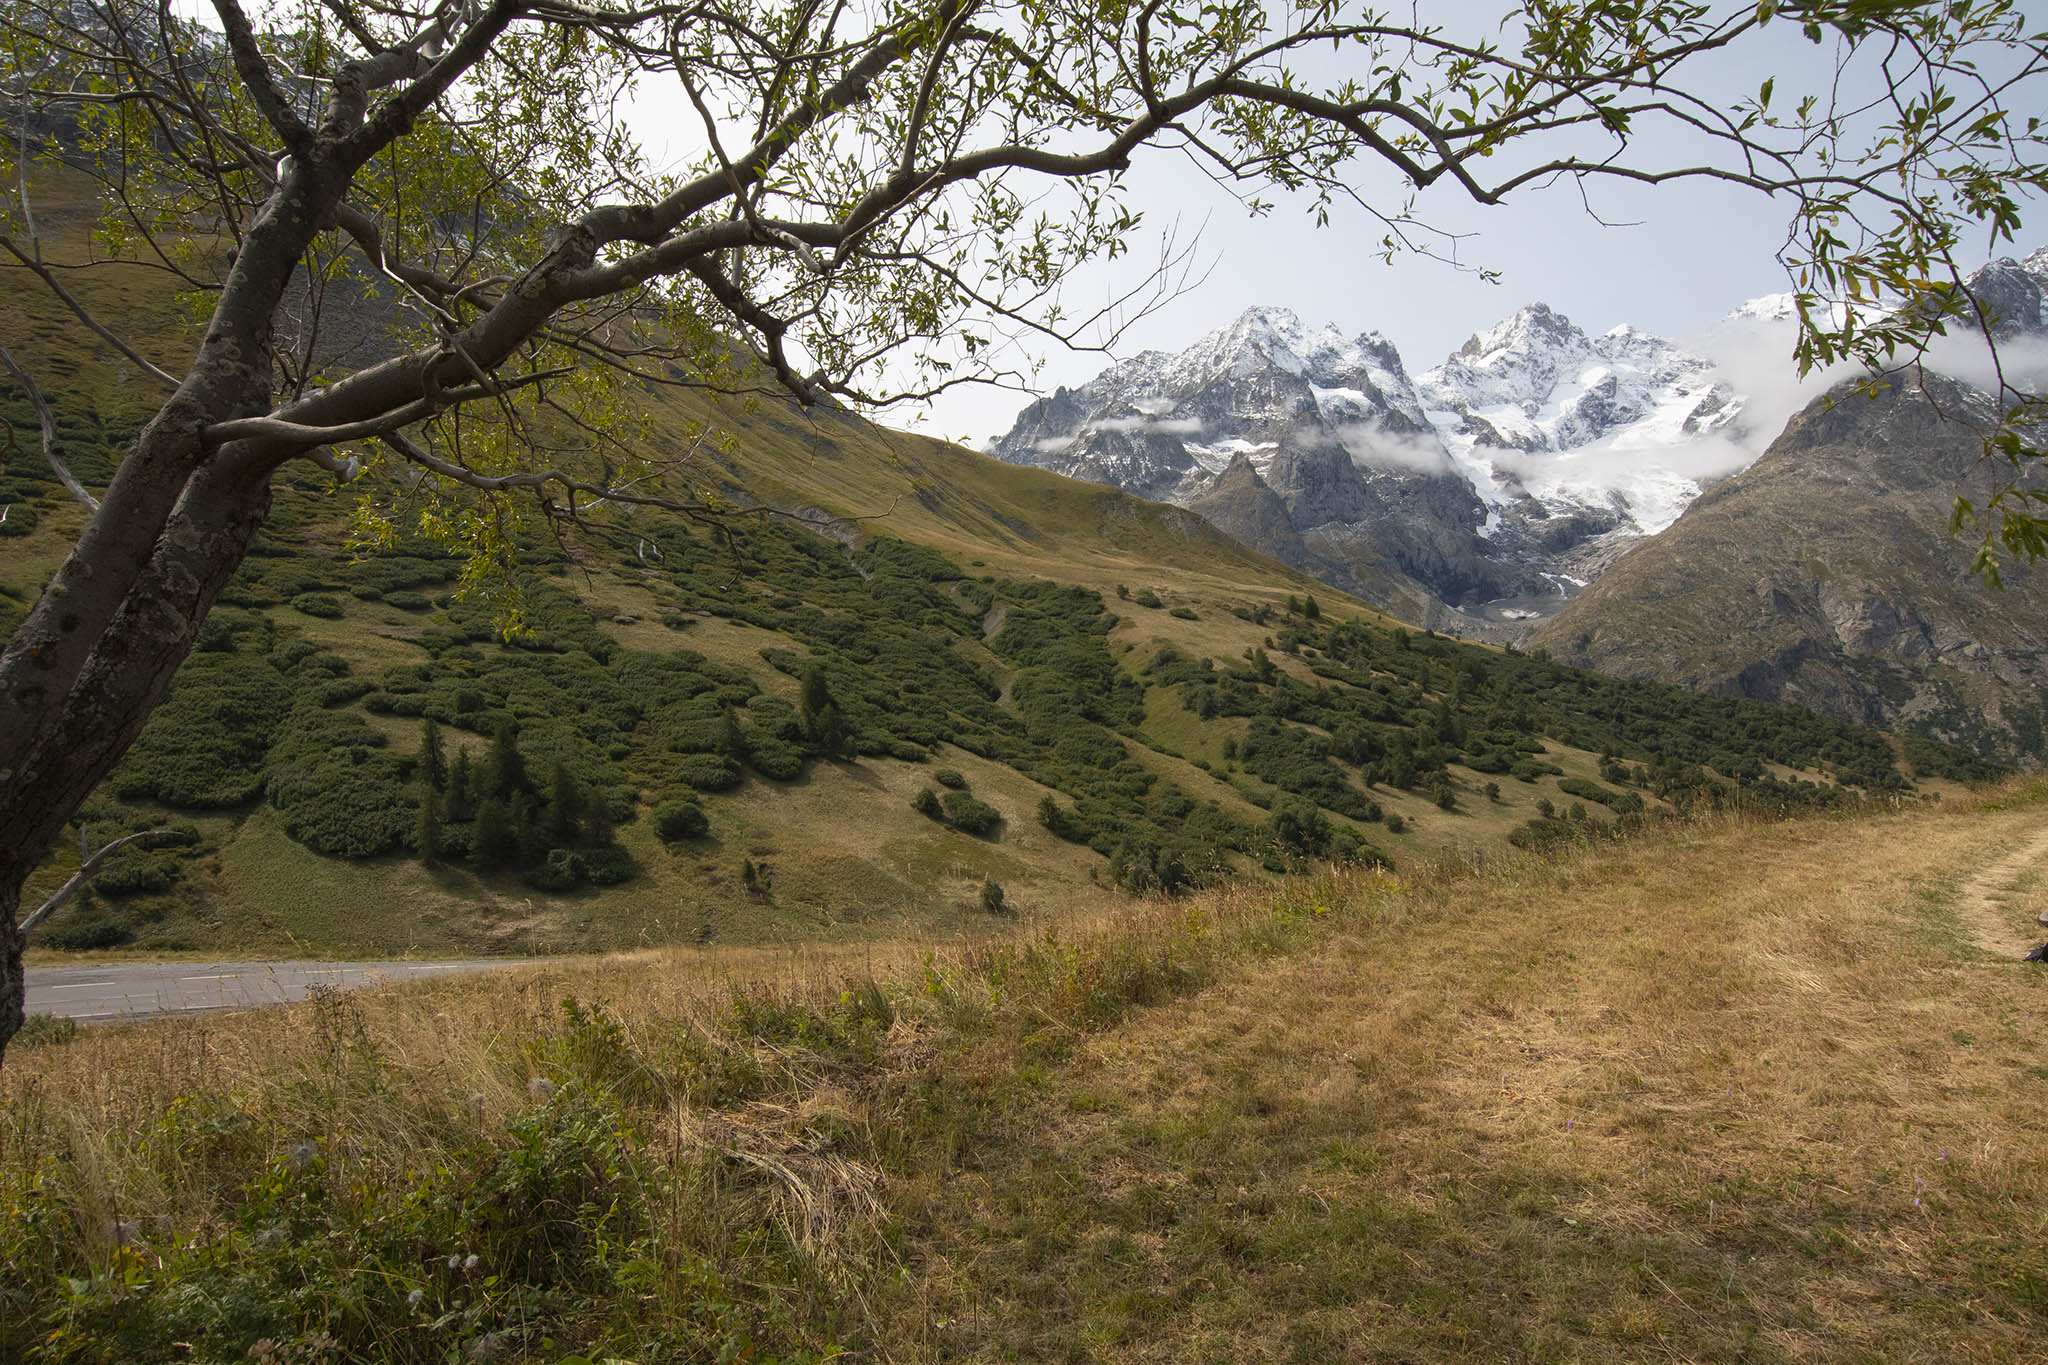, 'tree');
0,0,2043,1061
479,722,529,802
444,750,477,824
416,790,443,861
419,718,448,794
799,665,848,758
545,759,582,847
471,797,516,869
